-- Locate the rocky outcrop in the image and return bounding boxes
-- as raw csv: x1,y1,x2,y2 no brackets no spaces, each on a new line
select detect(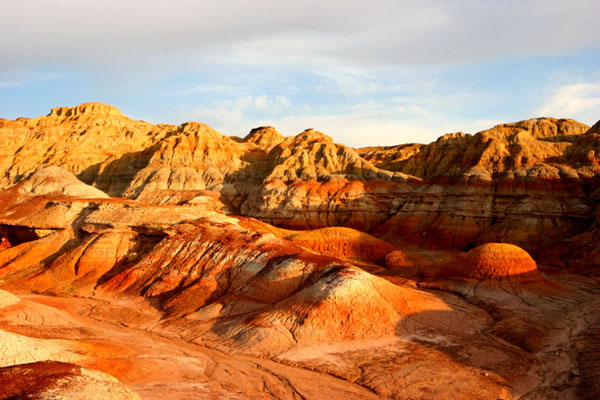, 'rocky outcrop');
0,103,164,191
0,361,140,400
3,105,598,259
458,243,541,281
362,118,590,179
220,266,478,355
243,126,285,150
121,122,248,200
366,118,598,254
0,144,599,398
0,192,464,360
18,166,109,199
